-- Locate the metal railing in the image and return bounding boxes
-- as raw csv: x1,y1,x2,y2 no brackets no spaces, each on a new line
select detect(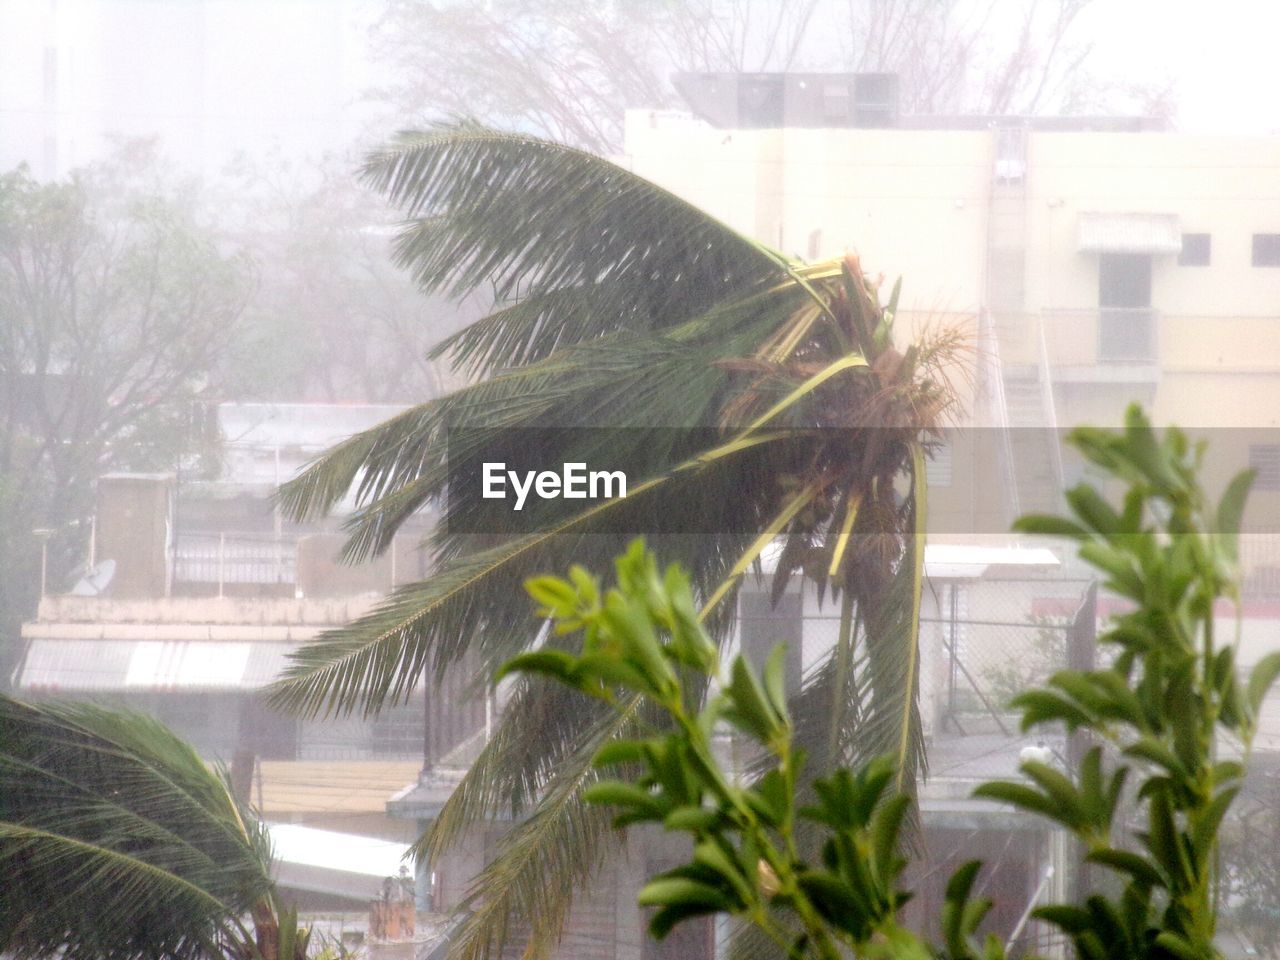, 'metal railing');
1097,306,1160,364
1038,307,1162,368
174,532,296,592
979,308,1021,522
1035,312,1066,495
